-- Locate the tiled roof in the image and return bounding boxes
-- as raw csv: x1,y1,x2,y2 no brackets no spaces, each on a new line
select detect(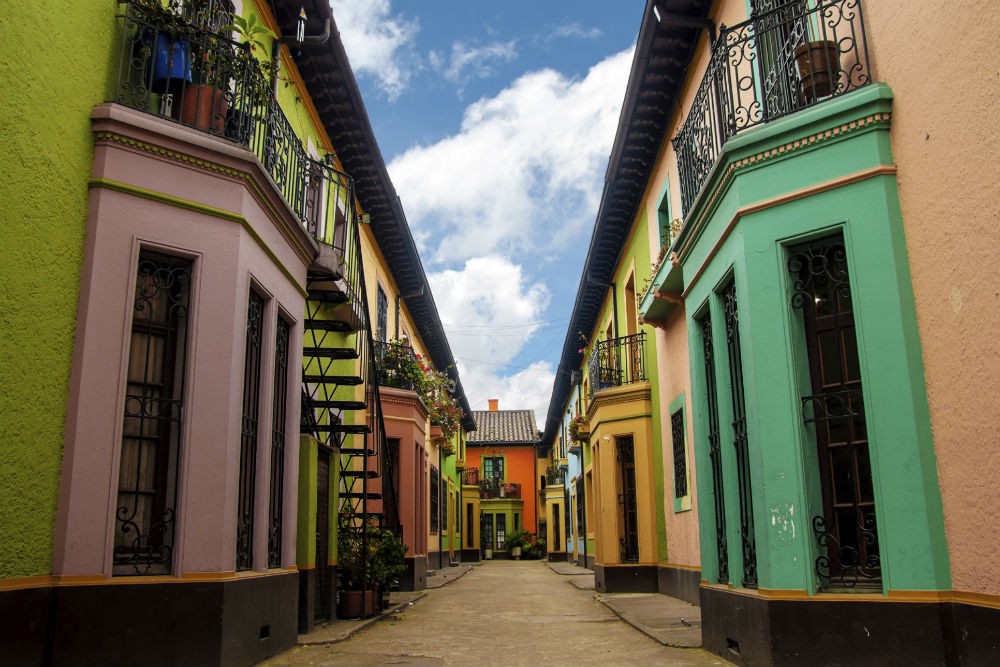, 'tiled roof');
468,410,540,445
